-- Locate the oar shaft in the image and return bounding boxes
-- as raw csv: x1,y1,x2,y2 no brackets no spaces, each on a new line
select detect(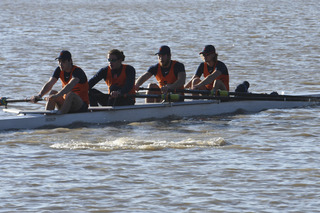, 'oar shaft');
218,90,320,102
133,93,181,101
134,94,223,101
133,93,320,102
6,98,32,103
140,87,320,101
138,87,213,95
